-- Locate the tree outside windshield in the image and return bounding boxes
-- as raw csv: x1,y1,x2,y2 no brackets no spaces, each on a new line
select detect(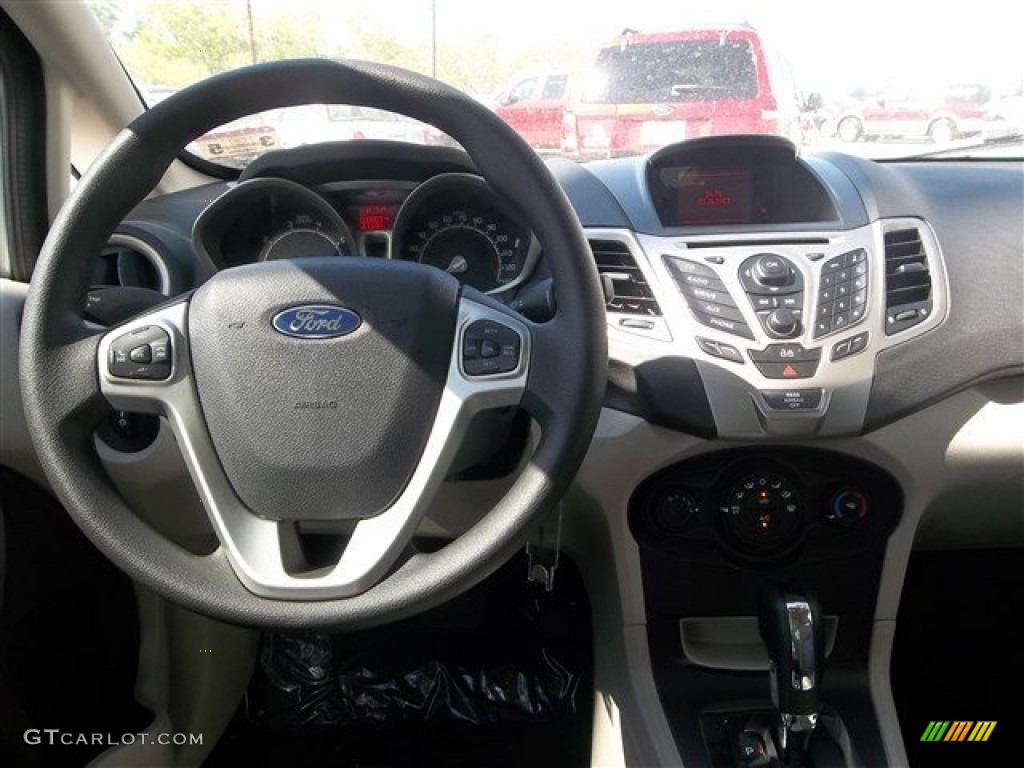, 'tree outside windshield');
90,0,1023,168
